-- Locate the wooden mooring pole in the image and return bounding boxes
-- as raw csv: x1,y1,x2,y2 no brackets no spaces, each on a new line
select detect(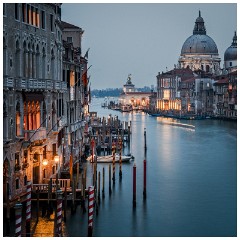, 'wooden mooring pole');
133,164,136,207
102,167,105,199
64,187,67,222
25,181,32,237
14,201,22,237
109,164,112,195
143,160,147,199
